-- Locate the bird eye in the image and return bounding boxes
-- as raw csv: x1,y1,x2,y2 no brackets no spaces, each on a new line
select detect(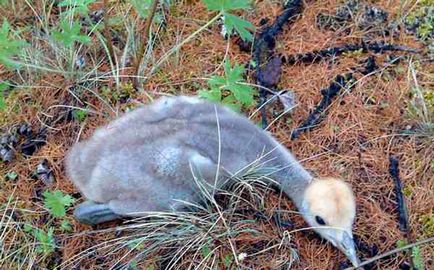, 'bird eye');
315,216,326,225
